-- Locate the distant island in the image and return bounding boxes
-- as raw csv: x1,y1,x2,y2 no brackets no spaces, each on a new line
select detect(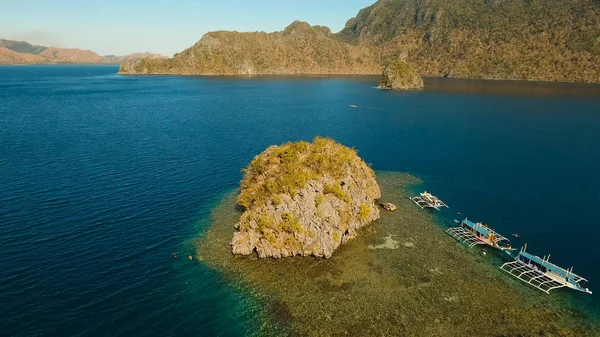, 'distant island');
0,38,166,65
120,0,600,83
232,137,381,259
